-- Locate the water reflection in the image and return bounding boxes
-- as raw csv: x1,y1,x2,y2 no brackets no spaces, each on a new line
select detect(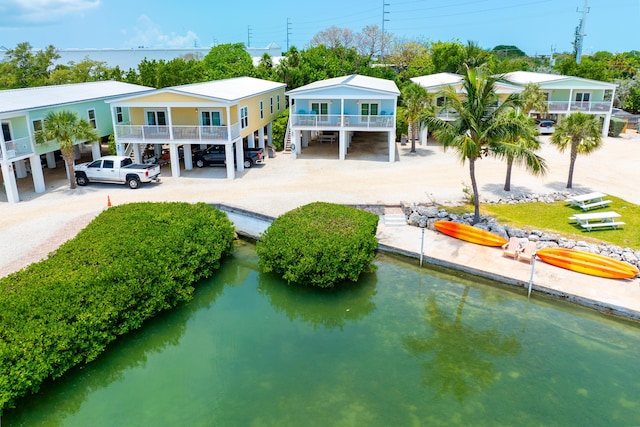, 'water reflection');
404,288,521,402
256,270,377,330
